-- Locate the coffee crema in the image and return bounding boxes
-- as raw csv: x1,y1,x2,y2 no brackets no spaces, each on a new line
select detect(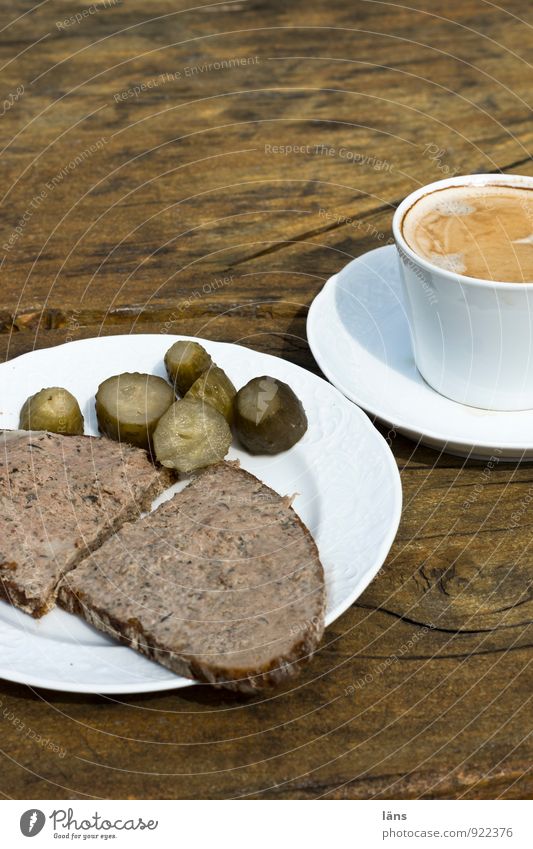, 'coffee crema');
401,184,533,283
